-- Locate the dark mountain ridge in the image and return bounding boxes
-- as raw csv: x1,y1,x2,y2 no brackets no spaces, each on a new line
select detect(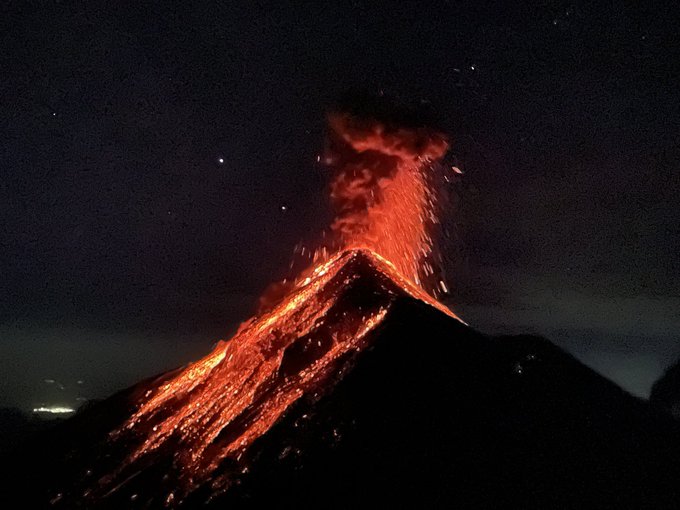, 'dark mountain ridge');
2,251,679,508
